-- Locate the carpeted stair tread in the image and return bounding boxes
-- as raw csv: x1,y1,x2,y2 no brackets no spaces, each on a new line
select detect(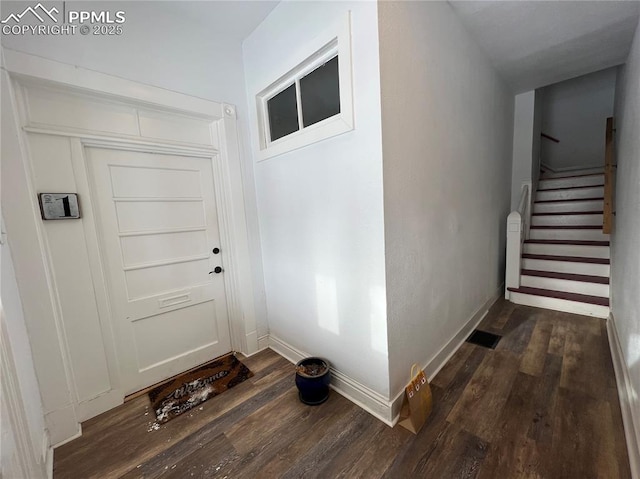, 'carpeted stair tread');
507,286,609,306
524,240,610,246
539,173,604,179
531,211,603,216
538,184,604,192
534,197,603,204
521,269,609,284
530,225,603,230
522,253,609,264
